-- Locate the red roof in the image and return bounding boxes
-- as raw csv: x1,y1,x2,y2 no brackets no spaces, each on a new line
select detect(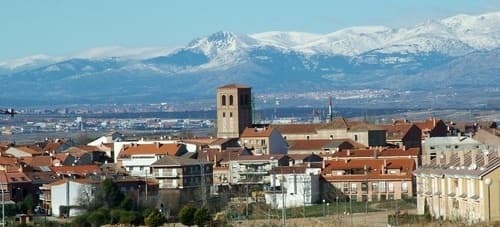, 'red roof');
288,139,332,150
330,148,420,158
0,171,31,184
240,126,275,138
20,156,52,167
323,158,415,181
118,143,183,158
273,124,321,134
381,124,414,140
